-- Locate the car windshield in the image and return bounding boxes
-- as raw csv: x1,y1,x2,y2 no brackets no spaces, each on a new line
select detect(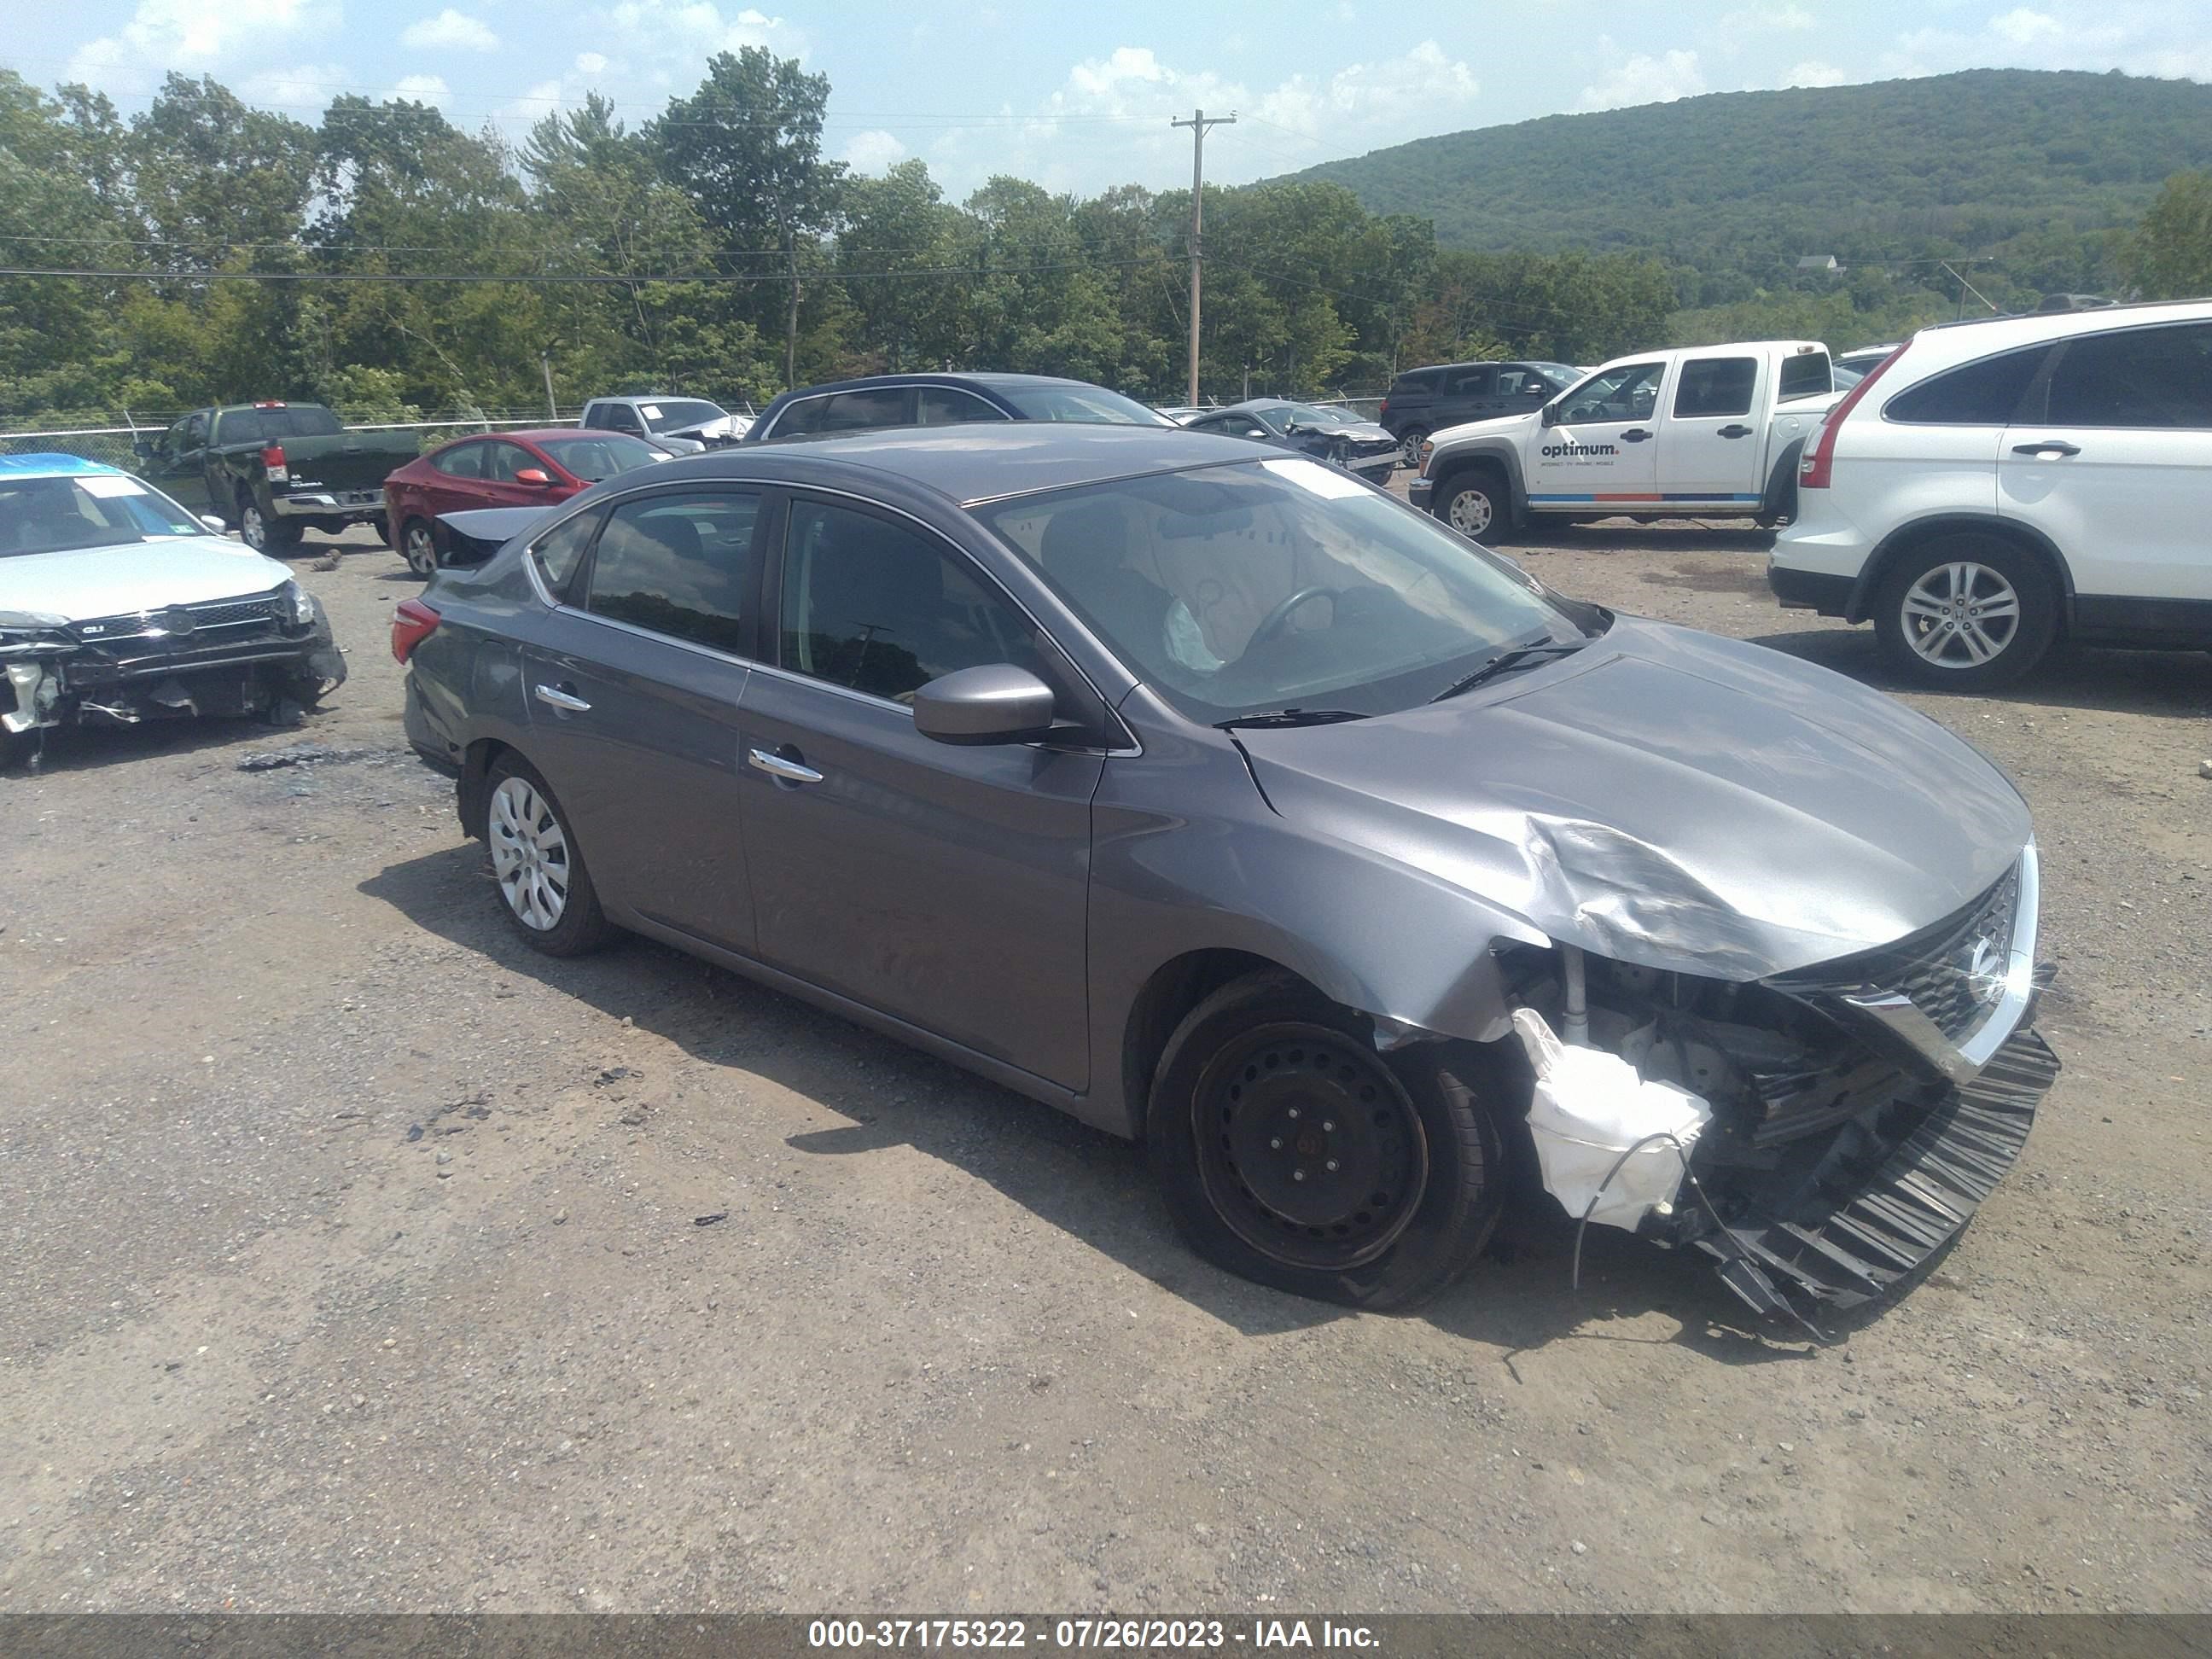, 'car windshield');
1279,403,1363,428
995,384,1178,427
0,473,209,559
643,399,727,433
975,457,1588,722
538,434,663,480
